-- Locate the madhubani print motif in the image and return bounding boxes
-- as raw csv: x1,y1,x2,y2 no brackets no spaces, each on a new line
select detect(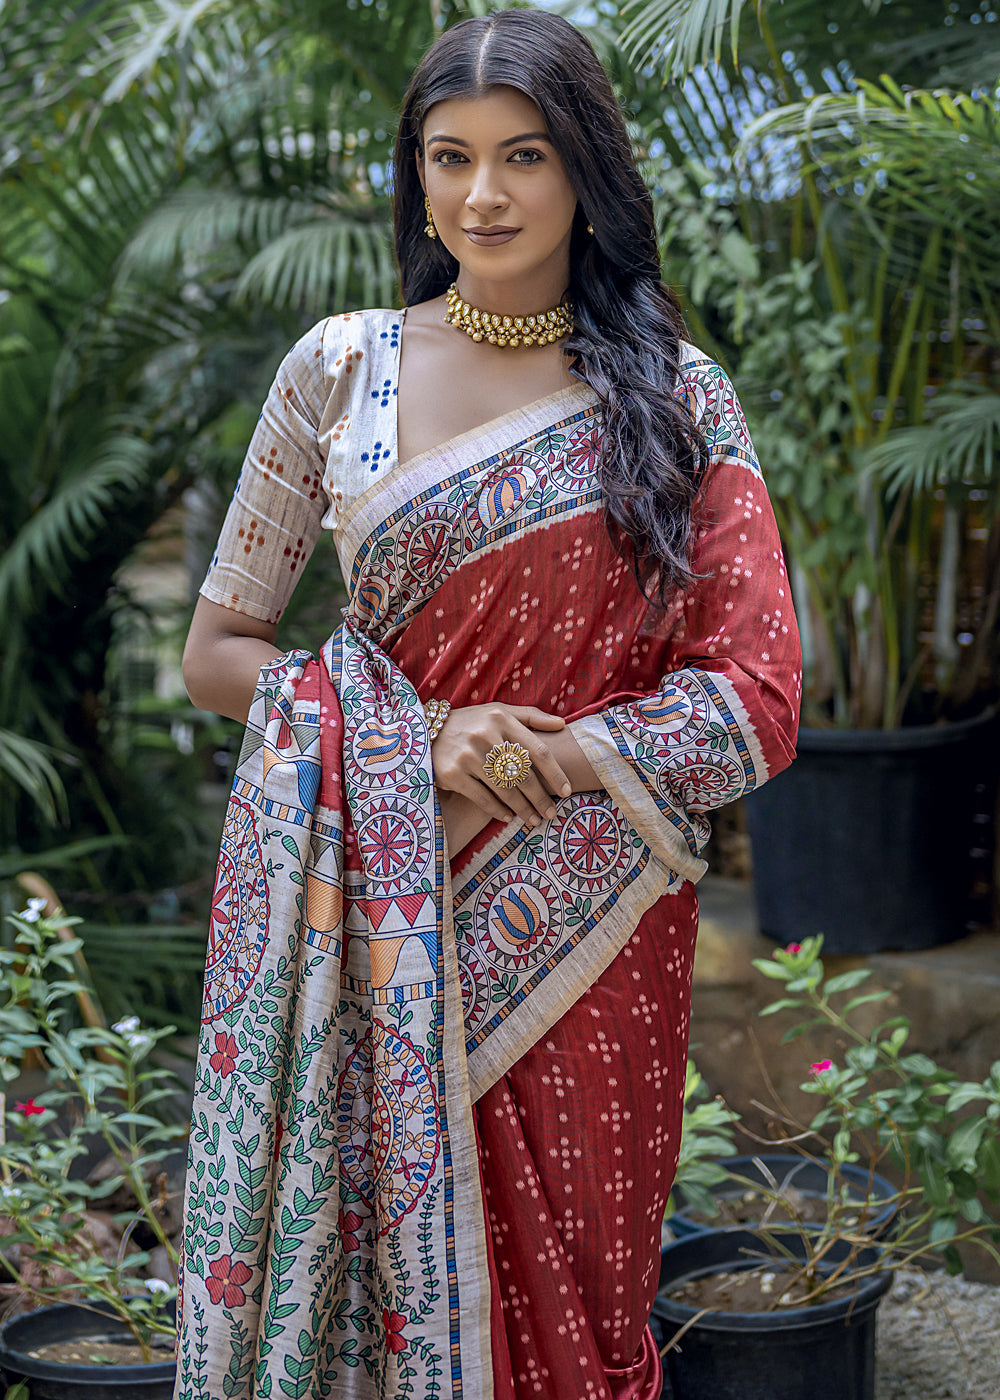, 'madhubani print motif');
675,355,763,476
601,669,762,863
175,629,490,1400
348,407,603,647
452,793,660,1058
